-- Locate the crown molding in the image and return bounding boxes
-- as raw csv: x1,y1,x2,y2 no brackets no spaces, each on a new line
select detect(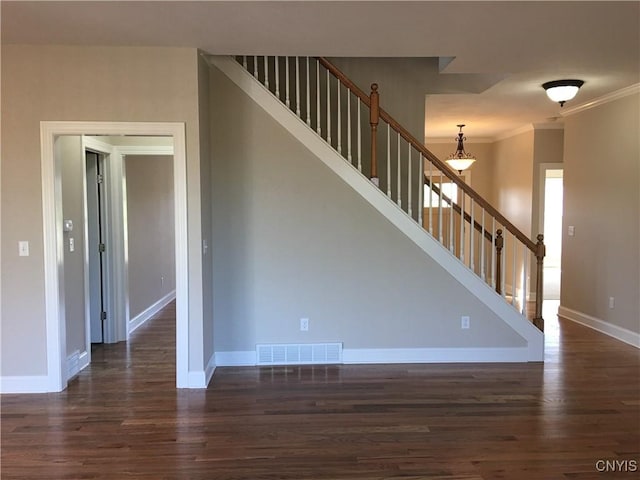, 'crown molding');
561,83,640,117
